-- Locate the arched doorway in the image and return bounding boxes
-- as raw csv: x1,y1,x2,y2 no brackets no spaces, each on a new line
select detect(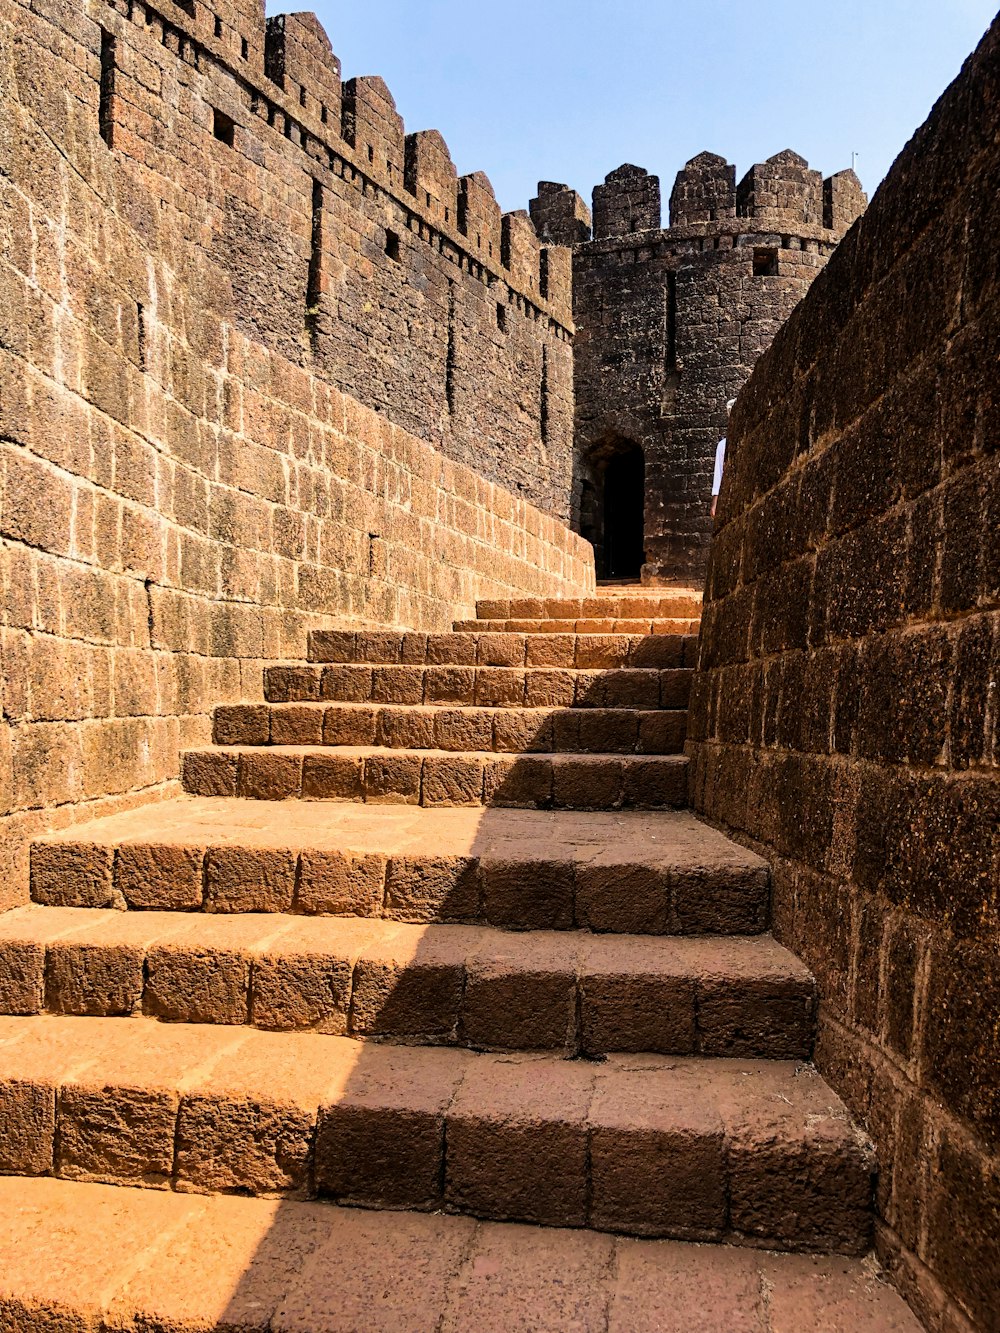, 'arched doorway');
578,439,645,581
